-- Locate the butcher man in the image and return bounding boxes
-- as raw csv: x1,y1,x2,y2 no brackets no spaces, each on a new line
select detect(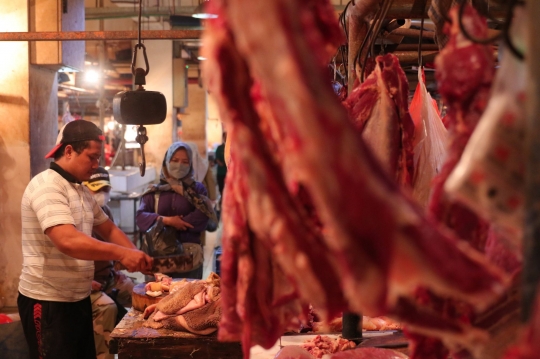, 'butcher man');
17,120,153,359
